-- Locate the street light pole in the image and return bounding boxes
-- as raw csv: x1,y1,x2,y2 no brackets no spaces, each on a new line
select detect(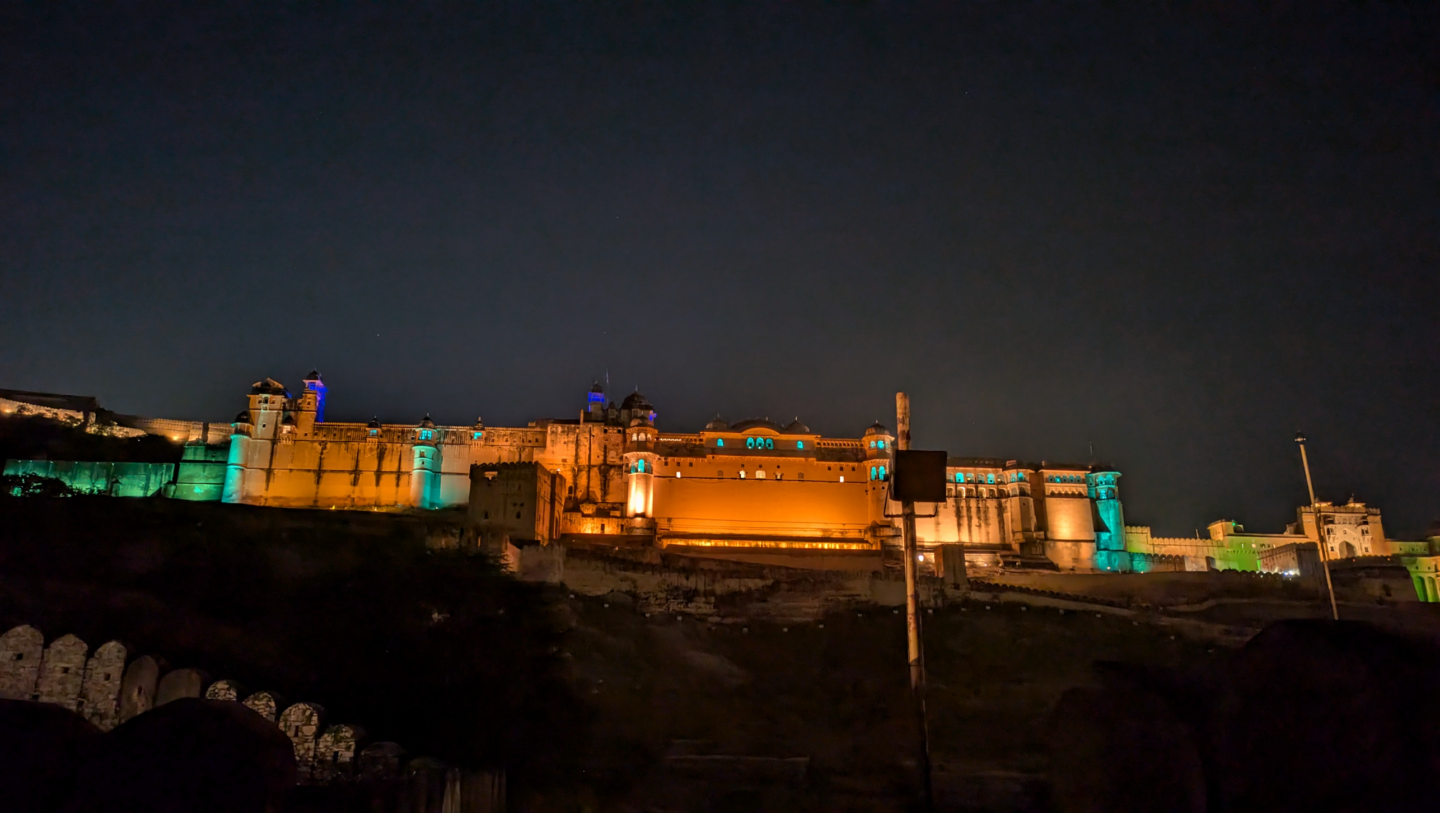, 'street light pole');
896,392,933,811
1295,432,1339,621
